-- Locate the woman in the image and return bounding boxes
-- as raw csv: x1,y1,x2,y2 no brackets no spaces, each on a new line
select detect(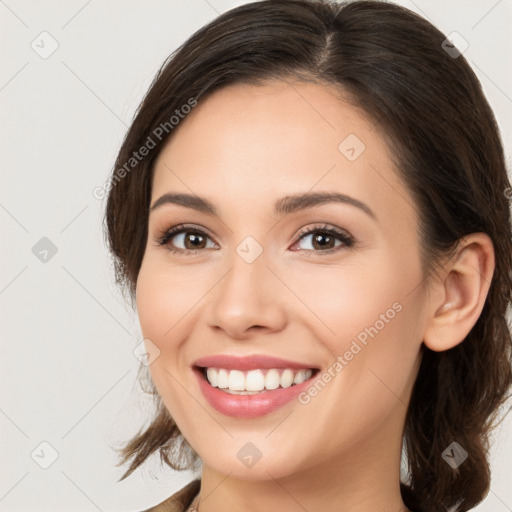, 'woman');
104,1,512,511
